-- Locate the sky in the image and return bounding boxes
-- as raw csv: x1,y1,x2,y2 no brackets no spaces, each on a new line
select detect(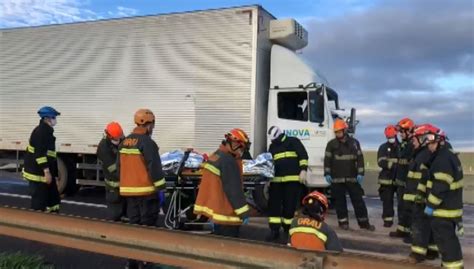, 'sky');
1,0,473,150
